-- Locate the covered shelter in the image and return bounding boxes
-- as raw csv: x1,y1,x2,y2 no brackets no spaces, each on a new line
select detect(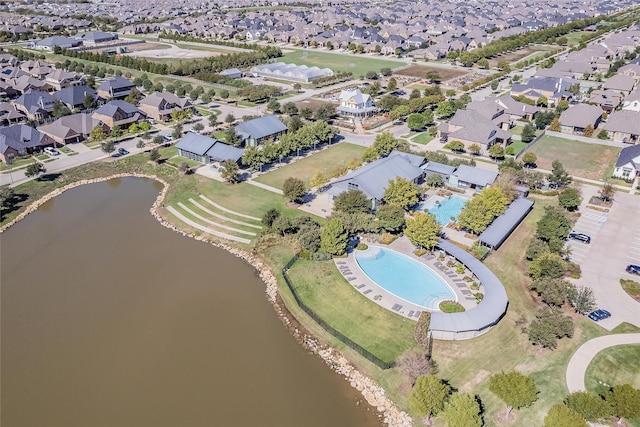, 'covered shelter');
478,198,535,249
176,133,244,164
235,115,287,147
